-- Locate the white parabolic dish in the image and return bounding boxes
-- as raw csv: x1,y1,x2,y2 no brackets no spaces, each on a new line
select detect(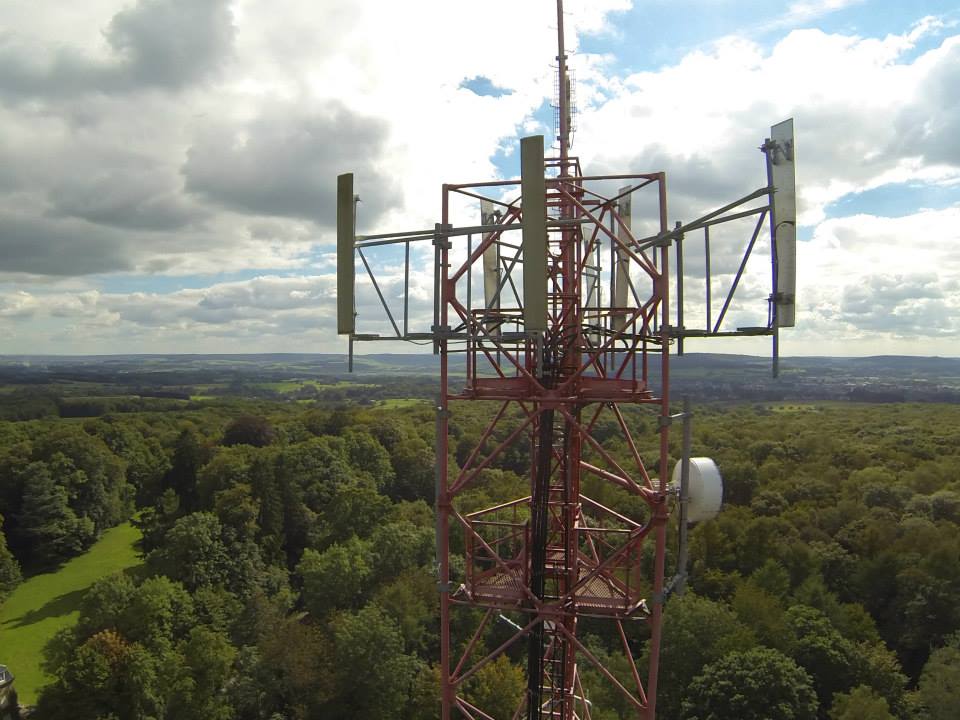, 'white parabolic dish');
672,457,724,523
